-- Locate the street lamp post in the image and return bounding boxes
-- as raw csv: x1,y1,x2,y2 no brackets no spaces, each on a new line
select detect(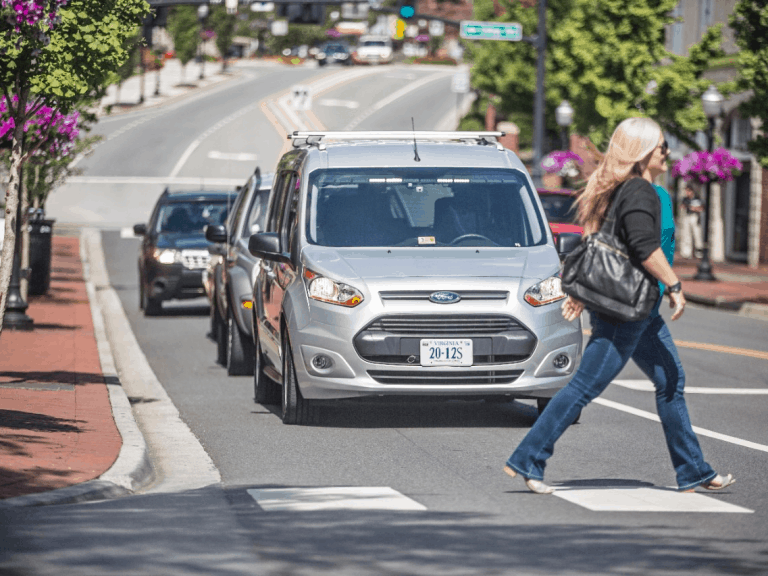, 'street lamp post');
197,4,208,81
694,84,723,282
555,100,574,151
